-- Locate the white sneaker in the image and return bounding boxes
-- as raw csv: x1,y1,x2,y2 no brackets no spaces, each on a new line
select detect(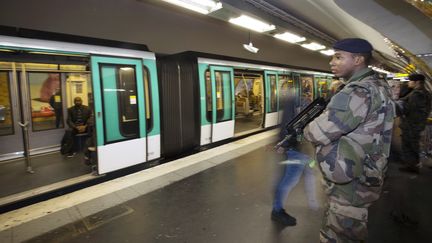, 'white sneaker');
67,152,77,158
